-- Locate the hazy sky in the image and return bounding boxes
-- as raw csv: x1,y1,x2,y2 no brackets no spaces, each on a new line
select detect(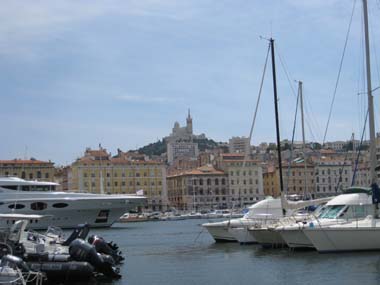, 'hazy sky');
1,0,380,165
